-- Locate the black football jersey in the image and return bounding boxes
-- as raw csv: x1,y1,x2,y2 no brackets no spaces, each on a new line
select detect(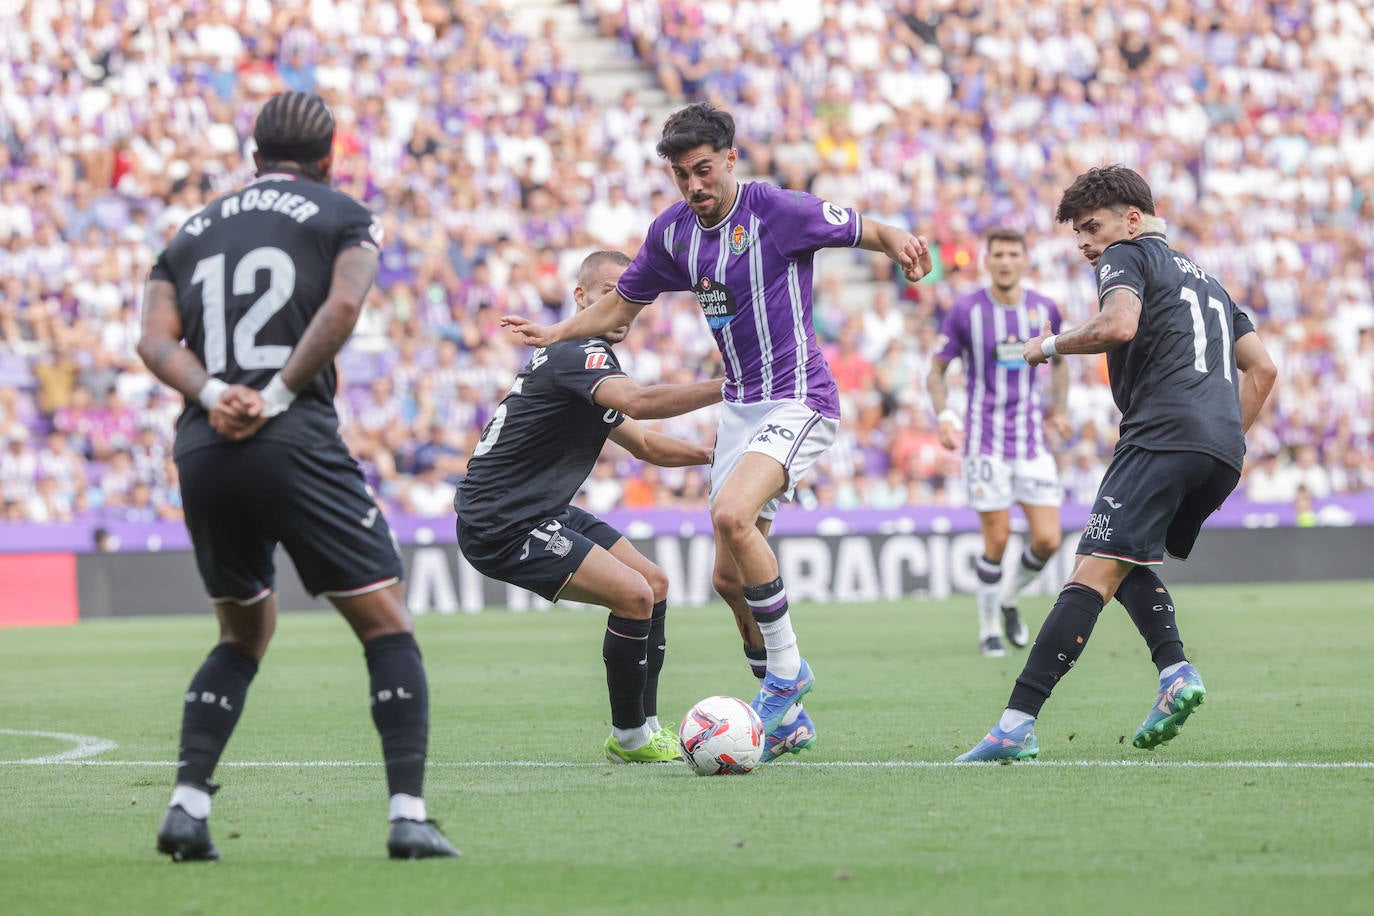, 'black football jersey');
148,168,382,456
455,338,628,540
1094,232,1256,472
